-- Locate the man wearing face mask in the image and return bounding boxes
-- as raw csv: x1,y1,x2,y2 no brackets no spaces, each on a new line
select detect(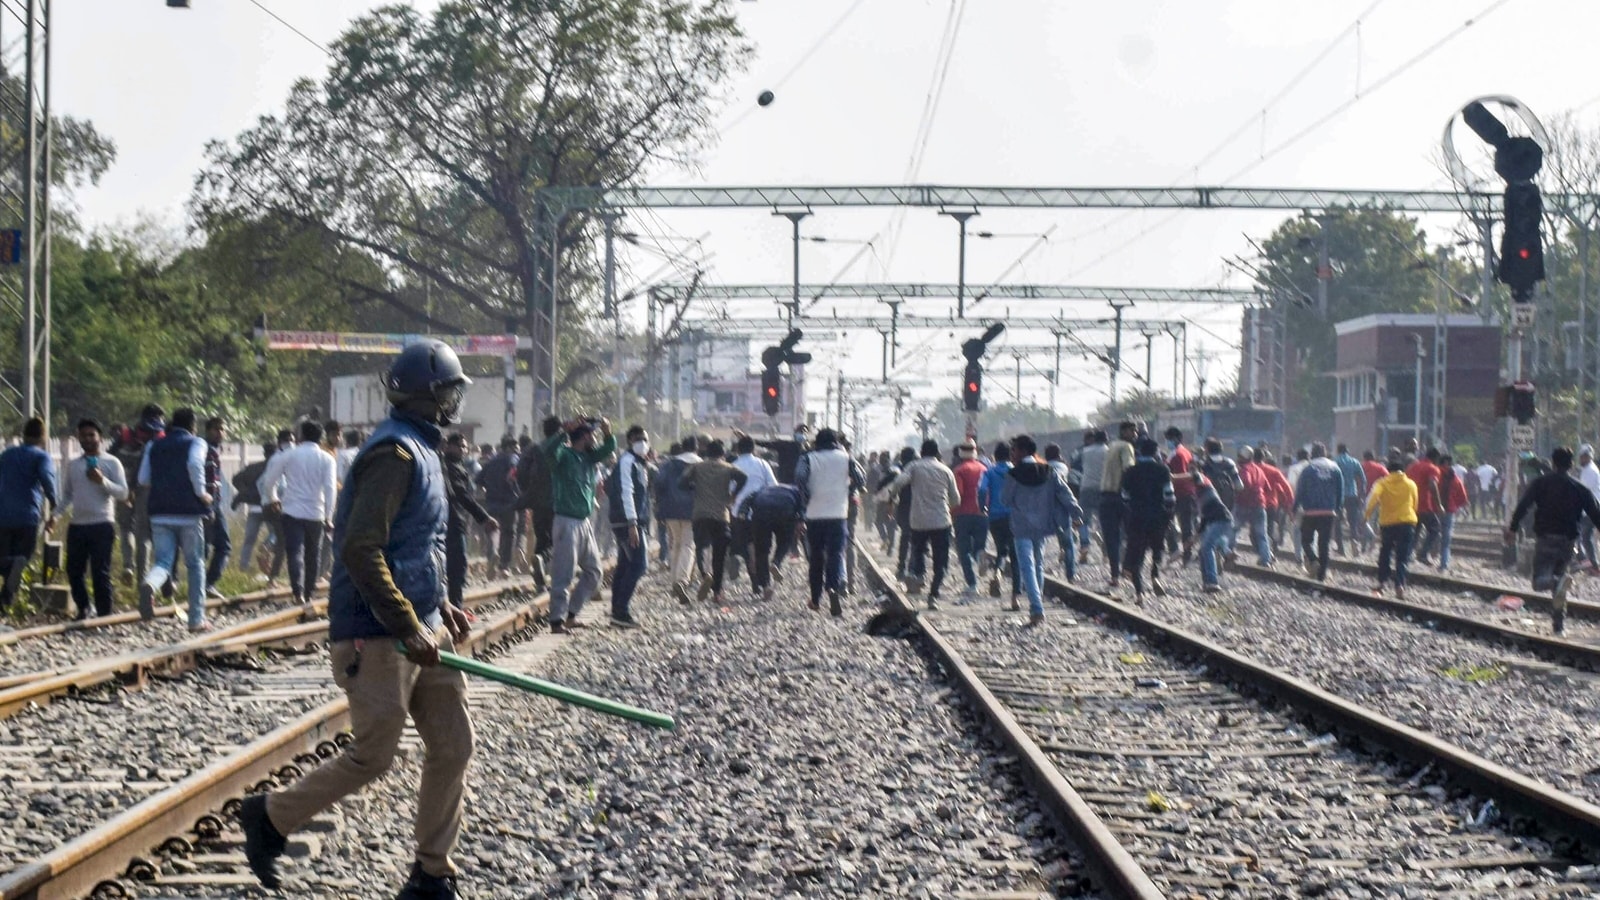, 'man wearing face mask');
240,339,477,899
606,425,651,628
757,423,810,485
